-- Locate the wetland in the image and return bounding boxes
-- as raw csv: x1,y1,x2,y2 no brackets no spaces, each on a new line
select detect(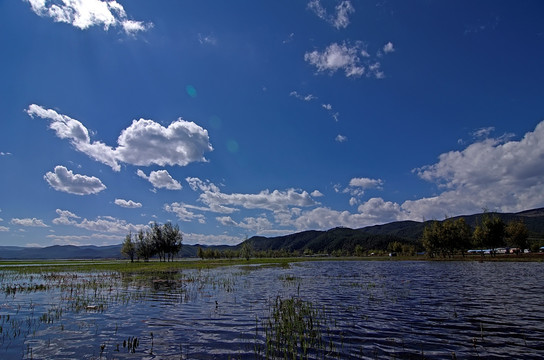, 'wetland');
0,259,543,359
